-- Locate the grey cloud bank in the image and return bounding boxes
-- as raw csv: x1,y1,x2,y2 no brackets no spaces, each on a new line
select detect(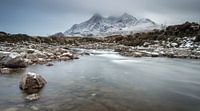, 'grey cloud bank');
0,0,199,35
